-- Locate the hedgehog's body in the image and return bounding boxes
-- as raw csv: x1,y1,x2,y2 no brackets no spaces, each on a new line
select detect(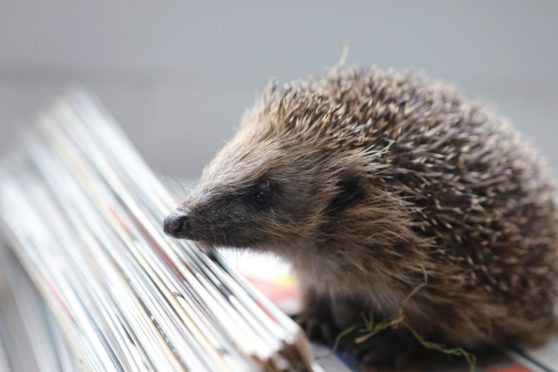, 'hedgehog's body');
165,66,558,366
